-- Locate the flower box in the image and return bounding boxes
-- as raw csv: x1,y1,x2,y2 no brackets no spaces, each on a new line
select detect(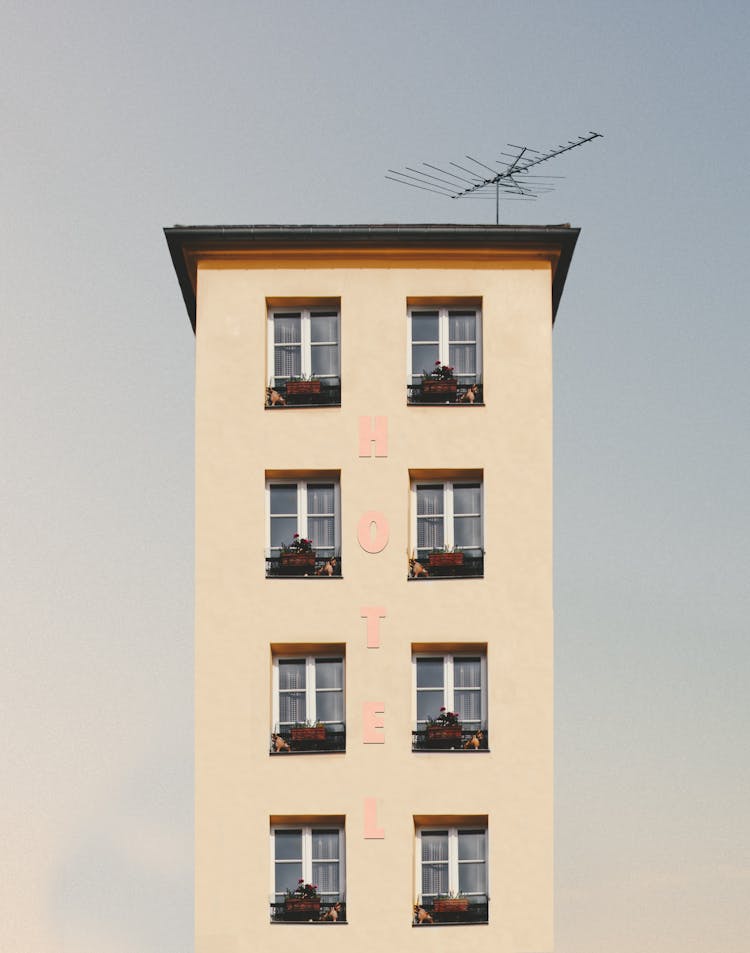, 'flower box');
434,898,469,914
290,726,327,742
428,551,464,568
286,380,321,396
425,725,463,744
284,897,321,917
421,378,457,396
279,552,317,572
